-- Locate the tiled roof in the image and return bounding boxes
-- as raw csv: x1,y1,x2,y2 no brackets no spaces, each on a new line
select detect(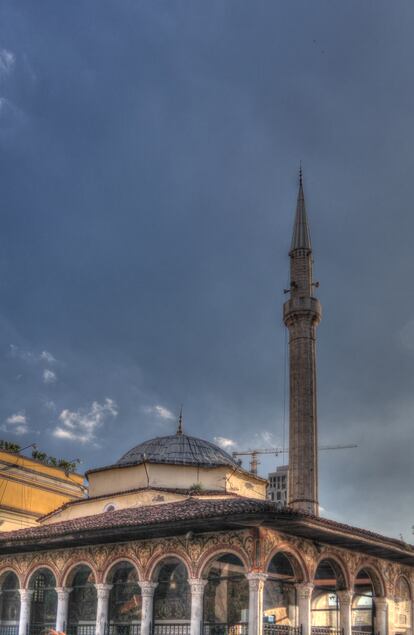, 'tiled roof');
39,487,233,522
0,497,413,569
2,497,264,543
0,496,413,560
